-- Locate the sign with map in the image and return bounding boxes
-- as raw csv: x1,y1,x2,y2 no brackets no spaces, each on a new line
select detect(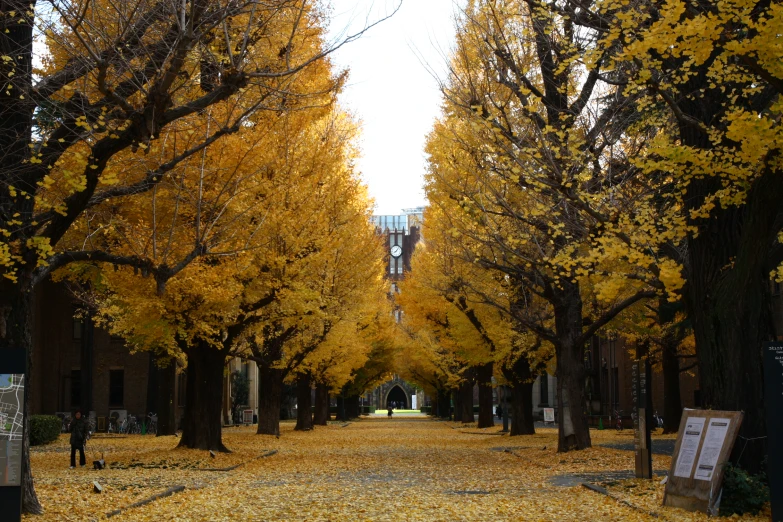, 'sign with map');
0,373,24,487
